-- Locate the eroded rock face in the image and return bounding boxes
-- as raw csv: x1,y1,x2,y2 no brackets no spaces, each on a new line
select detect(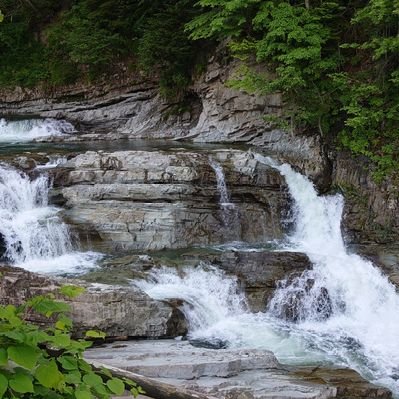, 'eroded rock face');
52,150,287,252
0,53,327,186
0,265,185,338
